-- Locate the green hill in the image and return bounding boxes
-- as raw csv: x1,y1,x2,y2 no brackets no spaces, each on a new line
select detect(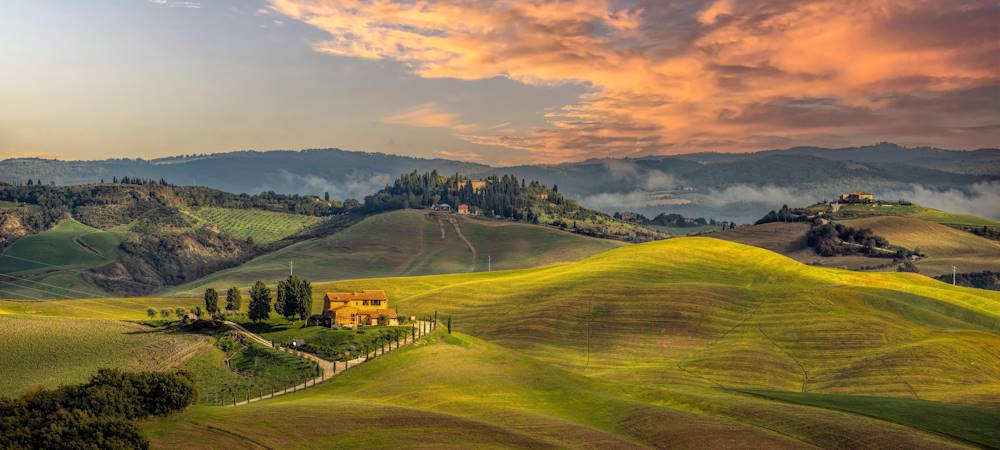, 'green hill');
0,219,122,299
7,238,1000,447
165,209,623,296
319,238,1000,405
